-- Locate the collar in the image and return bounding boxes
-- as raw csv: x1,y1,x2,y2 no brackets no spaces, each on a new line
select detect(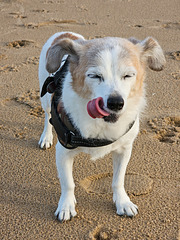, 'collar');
41,59,136,149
